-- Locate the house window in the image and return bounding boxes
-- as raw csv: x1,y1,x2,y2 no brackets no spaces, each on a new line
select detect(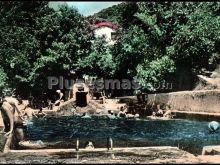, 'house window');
111,32,117,40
